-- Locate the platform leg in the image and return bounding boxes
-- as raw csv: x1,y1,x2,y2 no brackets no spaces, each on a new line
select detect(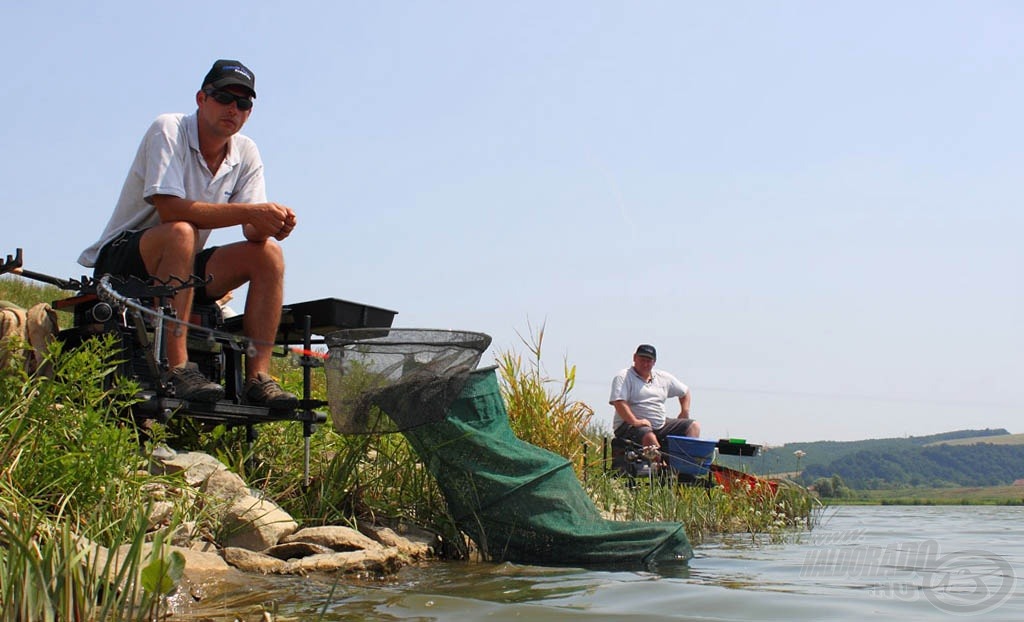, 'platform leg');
302,314,314,487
